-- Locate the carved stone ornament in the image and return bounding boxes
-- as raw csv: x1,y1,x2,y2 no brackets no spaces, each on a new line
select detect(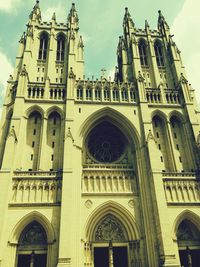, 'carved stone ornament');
69,67,76,79
177,220,199,242
27,25,33,38
85,200,93,209
95,214,126,241
20,64,28,77
65,127,74,143
146,130,156,144
137,71,145,82
19,221,47,246
128,199,135,208
8,126,18,143
180,73,188,84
